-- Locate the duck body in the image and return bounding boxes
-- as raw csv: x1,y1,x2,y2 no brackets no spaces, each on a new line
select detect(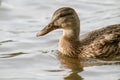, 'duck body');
80,25,120,59
59,24,120,59
37,7,120,59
